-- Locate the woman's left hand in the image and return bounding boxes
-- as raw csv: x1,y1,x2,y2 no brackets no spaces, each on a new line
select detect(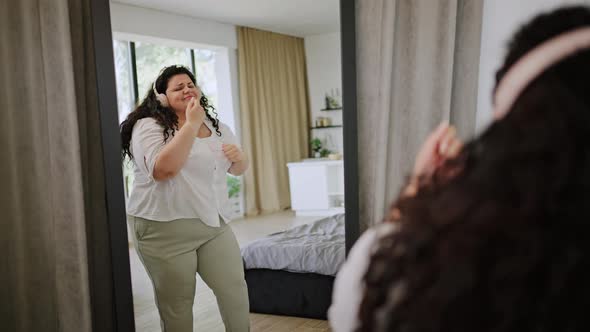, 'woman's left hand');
413,122,462,178
222,144,245,162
